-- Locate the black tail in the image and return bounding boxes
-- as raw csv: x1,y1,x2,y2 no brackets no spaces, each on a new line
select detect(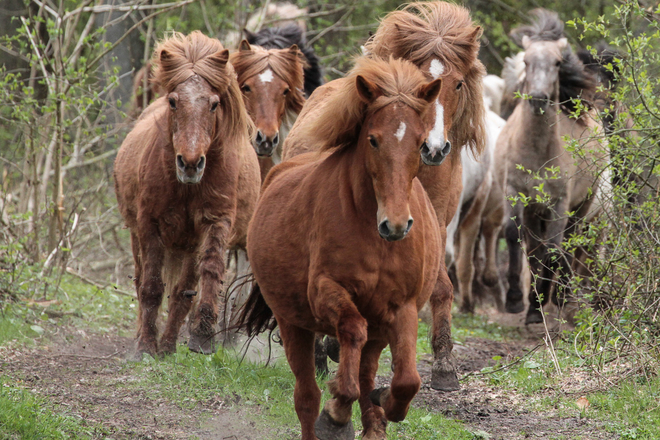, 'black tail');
236,282,277,337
